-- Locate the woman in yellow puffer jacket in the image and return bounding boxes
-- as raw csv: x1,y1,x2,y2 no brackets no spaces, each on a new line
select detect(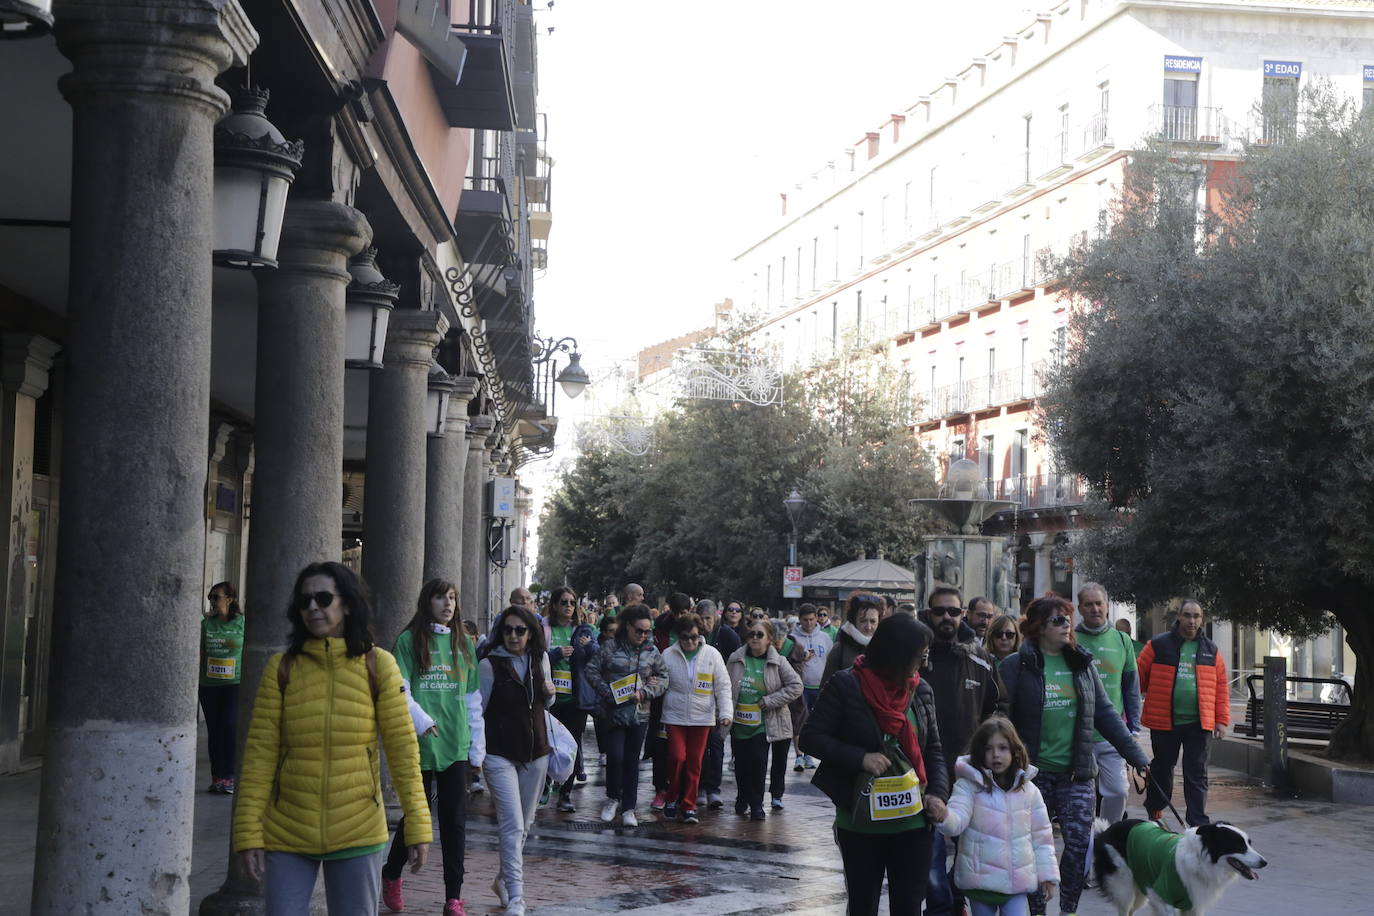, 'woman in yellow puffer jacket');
233,561,432,914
